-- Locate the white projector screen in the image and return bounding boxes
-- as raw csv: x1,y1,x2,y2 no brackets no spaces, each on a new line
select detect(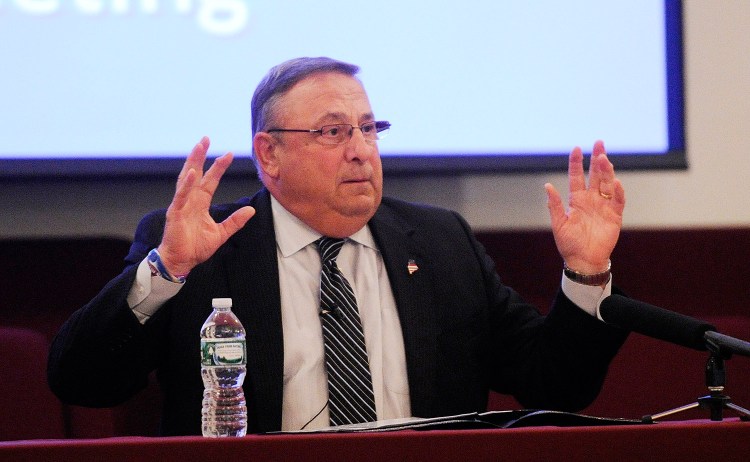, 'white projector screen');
0,0,685,177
